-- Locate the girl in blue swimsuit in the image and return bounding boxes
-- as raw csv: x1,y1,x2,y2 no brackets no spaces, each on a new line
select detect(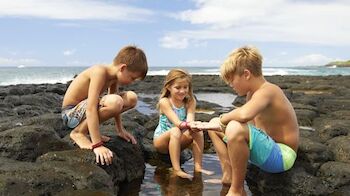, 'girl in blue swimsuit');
153,69,213,179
